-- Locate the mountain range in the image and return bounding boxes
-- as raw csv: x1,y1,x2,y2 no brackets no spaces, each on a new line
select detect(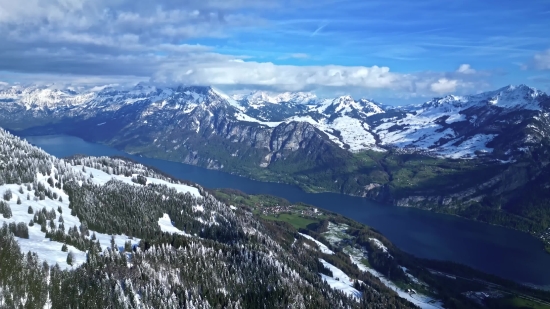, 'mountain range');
1,83,547,158
1,83,550,237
